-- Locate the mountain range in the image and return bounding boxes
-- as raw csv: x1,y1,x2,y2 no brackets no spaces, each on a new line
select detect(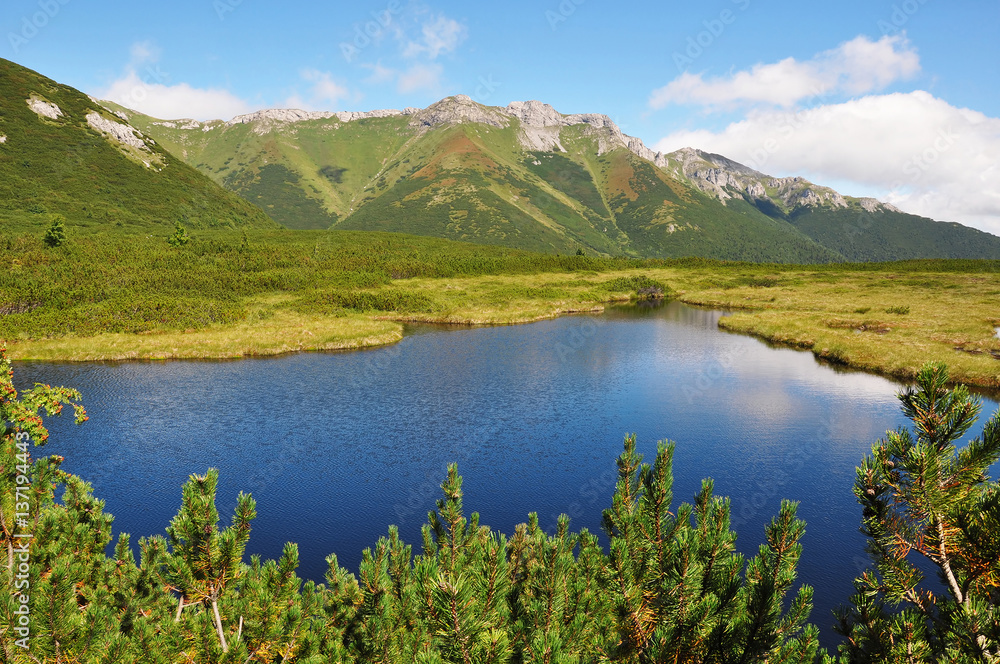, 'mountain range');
4,56,999,262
